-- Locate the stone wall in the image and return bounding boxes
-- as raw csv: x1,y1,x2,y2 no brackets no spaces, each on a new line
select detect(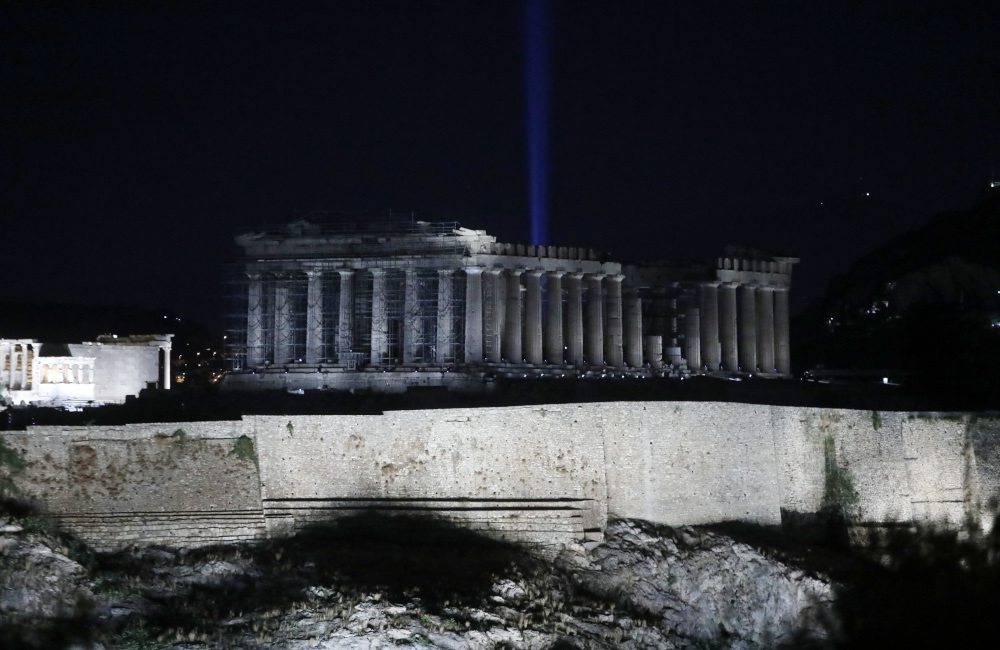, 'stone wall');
67,343,161,403
1,421,264,551
250,408,607,545
2,403,997,552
